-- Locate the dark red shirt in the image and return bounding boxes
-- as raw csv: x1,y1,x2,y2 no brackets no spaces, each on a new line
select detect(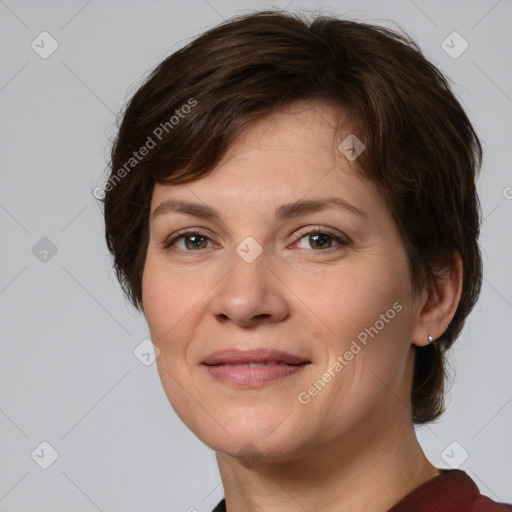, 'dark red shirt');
211,469,512,511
